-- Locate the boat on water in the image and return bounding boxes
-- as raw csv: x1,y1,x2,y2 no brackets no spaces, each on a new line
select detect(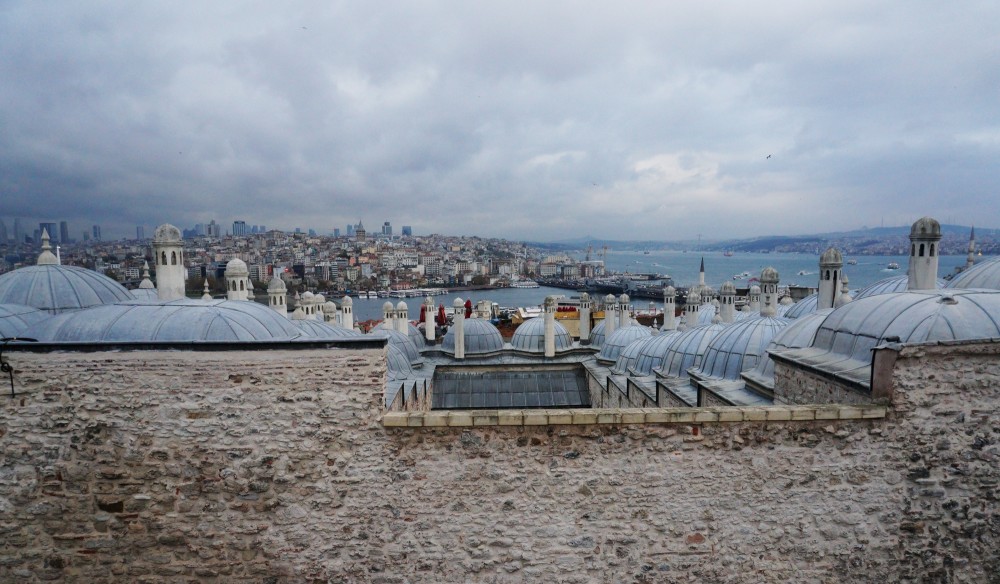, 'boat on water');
723,251,734,257
509,280,540,289
887,262,900,270
732,271,750,280
847,259,858,265
797,270,809,276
